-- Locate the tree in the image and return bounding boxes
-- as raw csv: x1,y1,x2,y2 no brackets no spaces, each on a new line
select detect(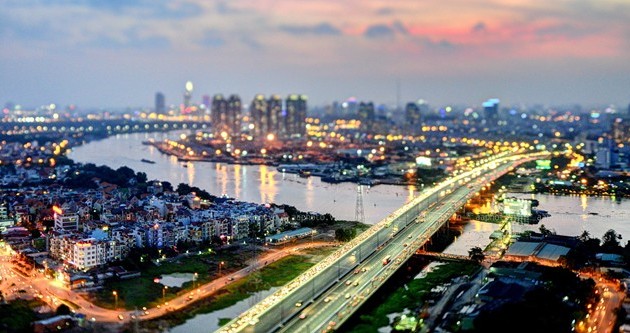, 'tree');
602,229,622,251
55,304,71,315
578,230,591,243
539,224,554,236
468,246,485,264
135,172,148,184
